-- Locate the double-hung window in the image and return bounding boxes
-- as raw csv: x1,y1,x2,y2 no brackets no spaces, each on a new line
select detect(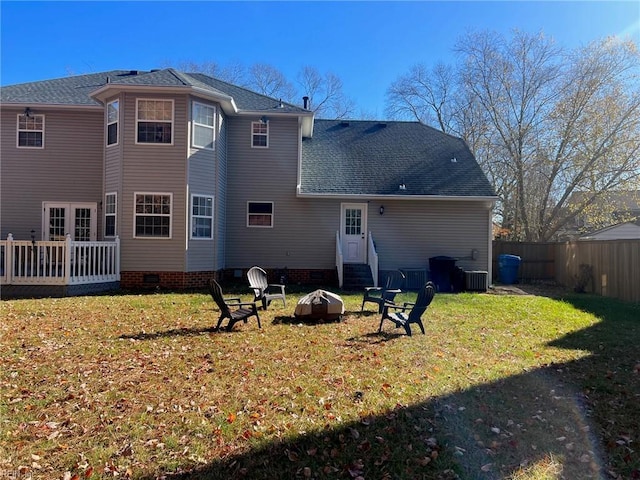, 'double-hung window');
251,121,269,148
136,99,173,144
192,102,215,149
105,193,117,237
191,195,214,239
107,100,119,146
134,193,172,238
17,114,44,148
247,201,273,227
